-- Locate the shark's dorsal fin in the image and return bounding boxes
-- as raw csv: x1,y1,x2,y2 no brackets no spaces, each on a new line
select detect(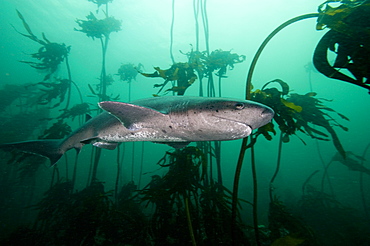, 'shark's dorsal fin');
99,101,168,130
